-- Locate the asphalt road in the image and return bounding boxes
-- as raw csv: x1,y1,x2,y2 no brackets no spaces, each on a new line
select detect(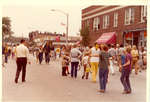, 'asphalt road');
2,55,146,102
